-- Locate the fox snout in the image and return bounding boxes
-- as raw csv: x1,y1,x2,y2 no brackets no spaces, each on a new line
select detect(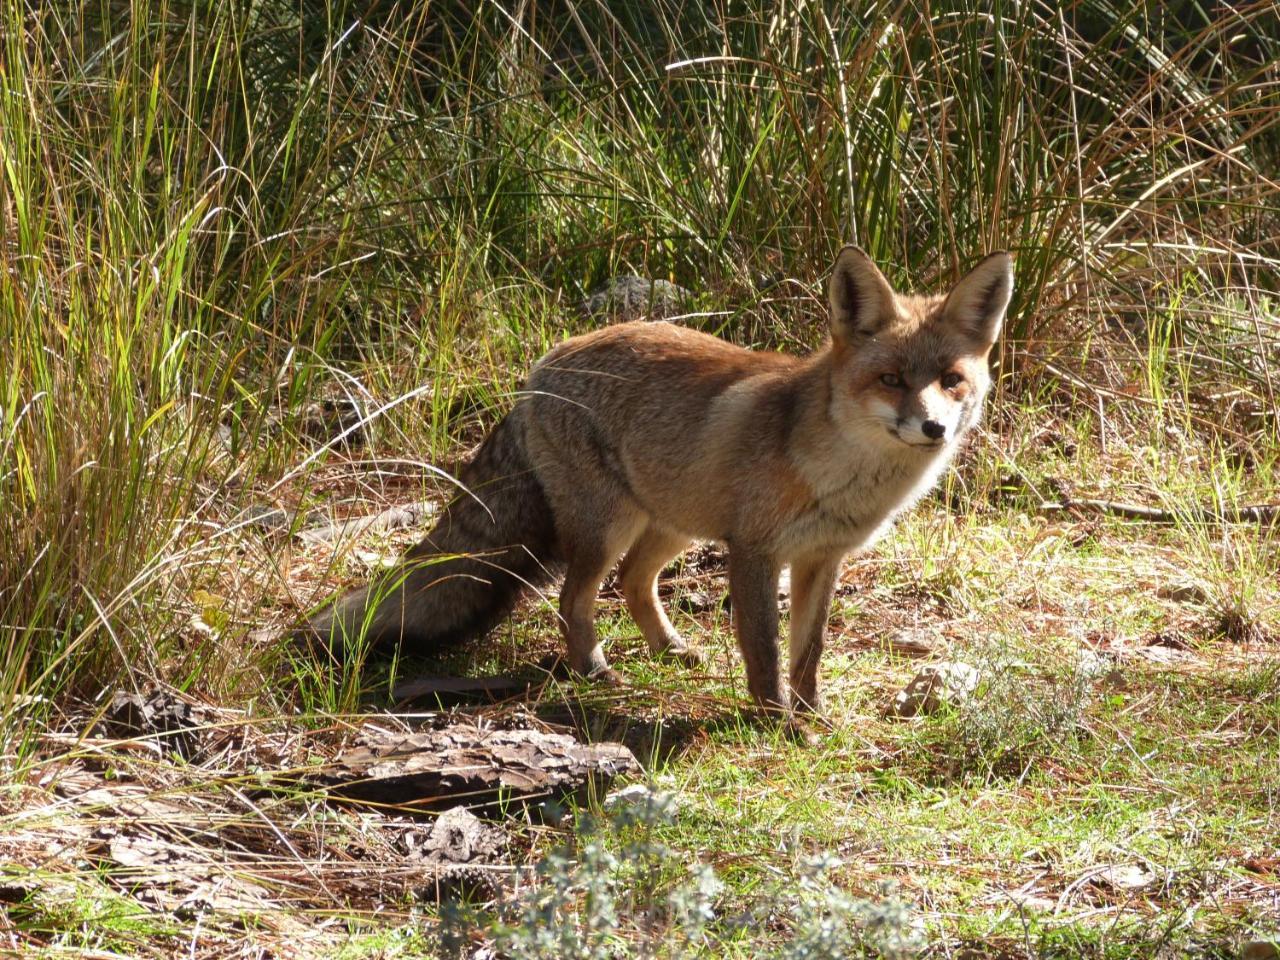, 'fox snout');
890,405,958,448
892,388,968,447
